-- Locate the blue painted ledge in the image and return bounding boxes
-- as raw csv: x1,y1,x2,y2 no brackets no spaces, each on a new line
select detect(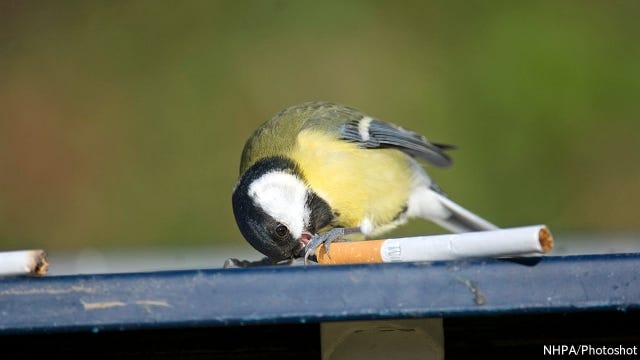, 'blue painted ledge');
0,253,638,334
